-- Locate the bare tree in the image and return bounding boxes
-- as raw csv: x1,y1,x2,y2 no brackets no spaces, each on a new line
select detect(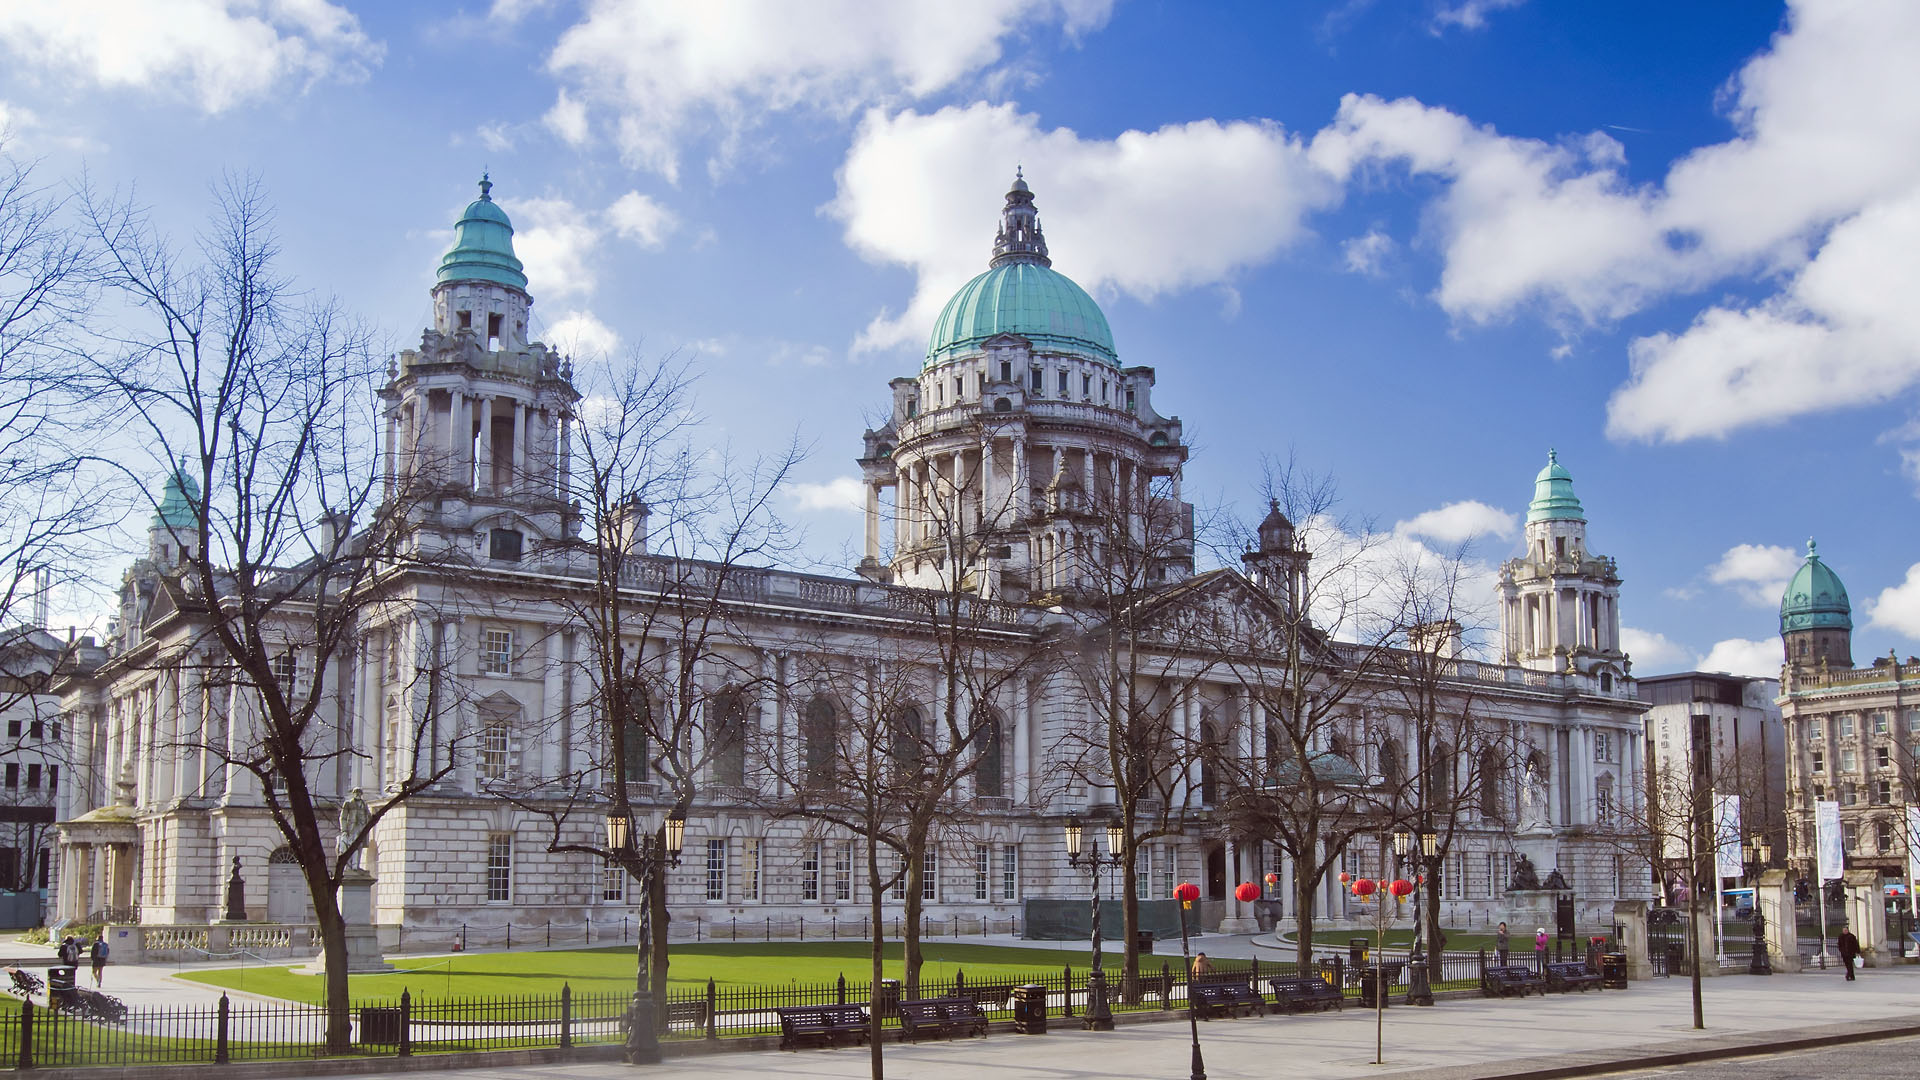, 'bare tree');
82,178,460,1051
